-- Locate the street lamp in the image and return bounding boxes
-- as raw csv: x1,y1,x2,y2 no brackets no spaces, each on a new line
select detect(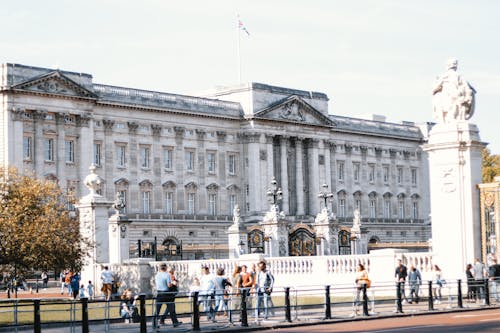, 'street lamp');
318,183,334,210
266,178,283,206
